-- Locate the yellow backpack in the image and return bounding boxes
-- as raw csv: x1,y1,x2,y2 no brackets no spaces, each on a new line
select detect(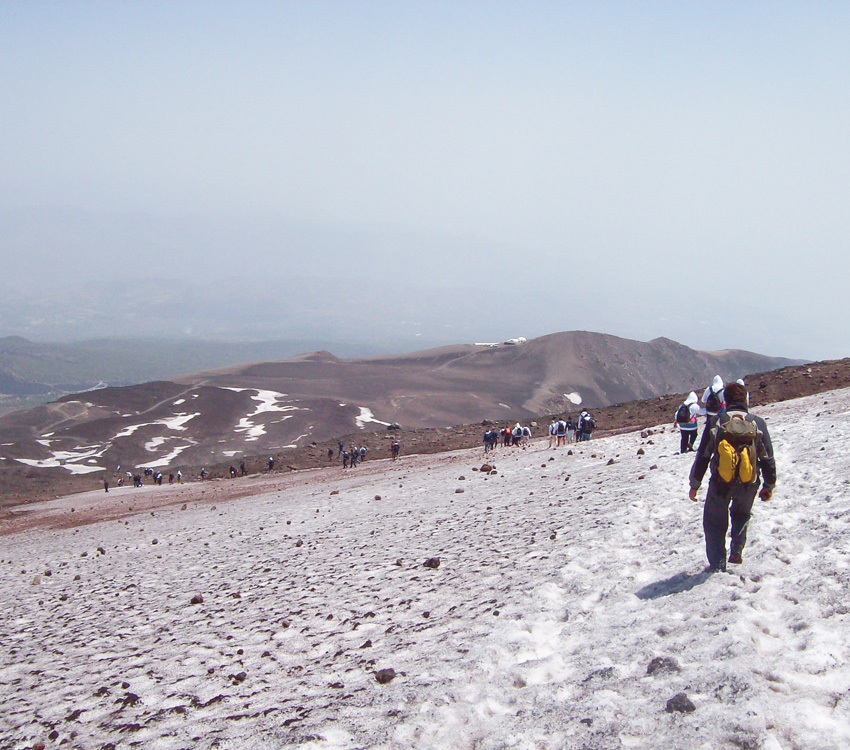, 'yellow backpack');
716,414,758,484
